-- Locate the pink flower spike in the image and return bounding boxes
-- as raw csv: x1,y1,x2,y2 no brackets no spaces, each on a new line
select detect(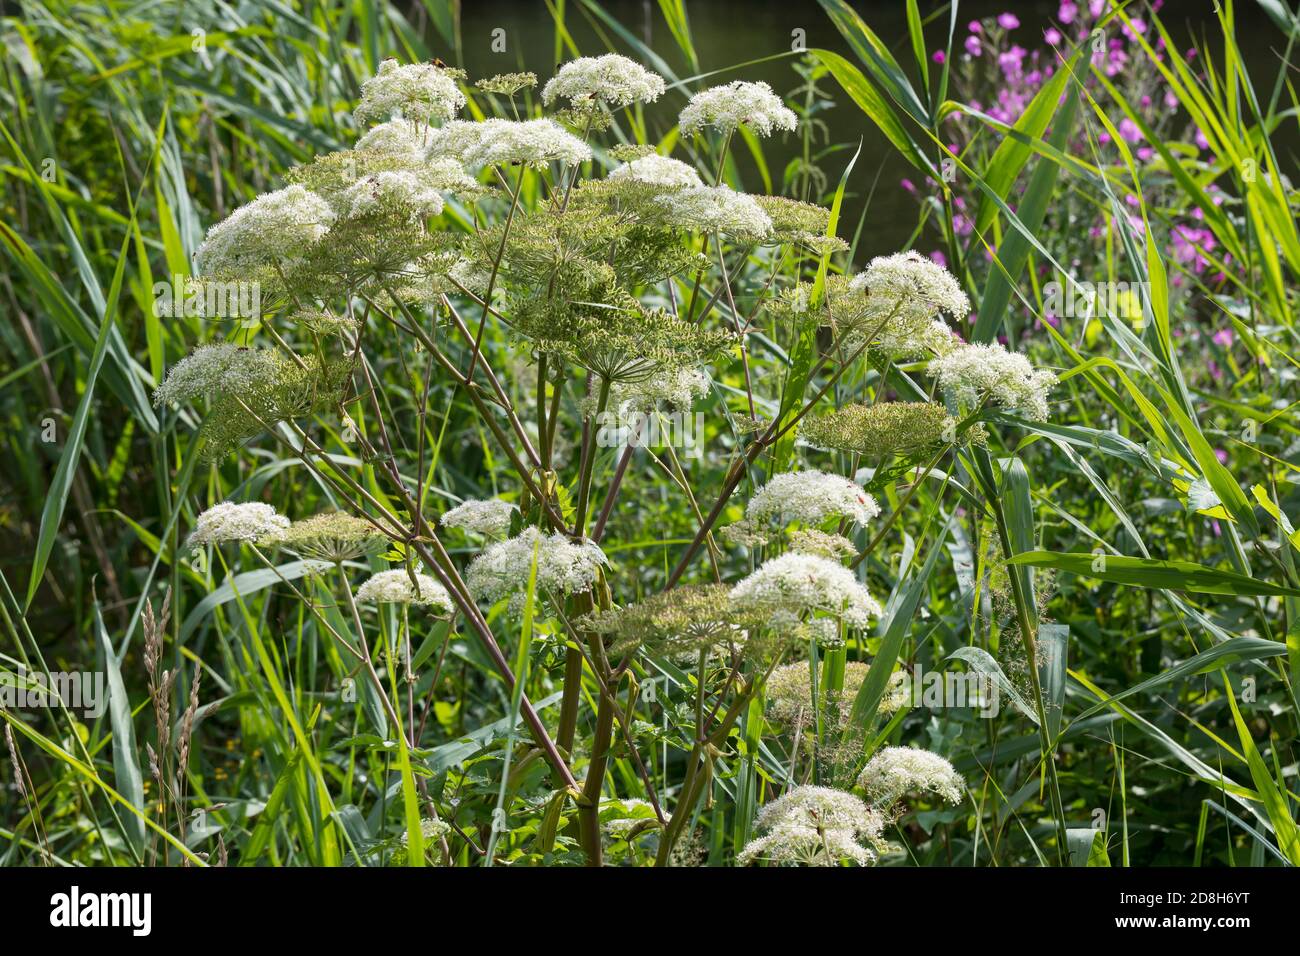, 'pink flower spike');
997,13,1020,29
932,50,946,64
